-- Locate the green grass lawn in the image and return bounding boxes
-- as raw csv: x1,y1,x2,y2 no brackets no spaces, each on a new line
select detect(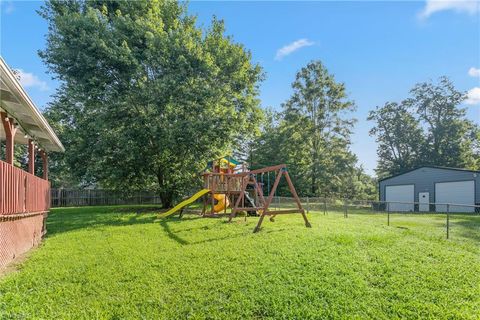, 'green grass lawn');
0,206,479,319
